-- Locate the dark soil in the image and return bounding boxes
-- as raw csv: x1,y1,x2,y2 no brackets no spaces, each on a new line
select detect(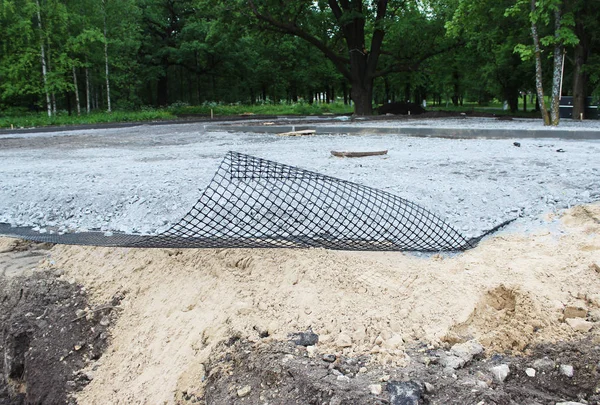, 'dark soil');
0,242,117,405
202,337,600,405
